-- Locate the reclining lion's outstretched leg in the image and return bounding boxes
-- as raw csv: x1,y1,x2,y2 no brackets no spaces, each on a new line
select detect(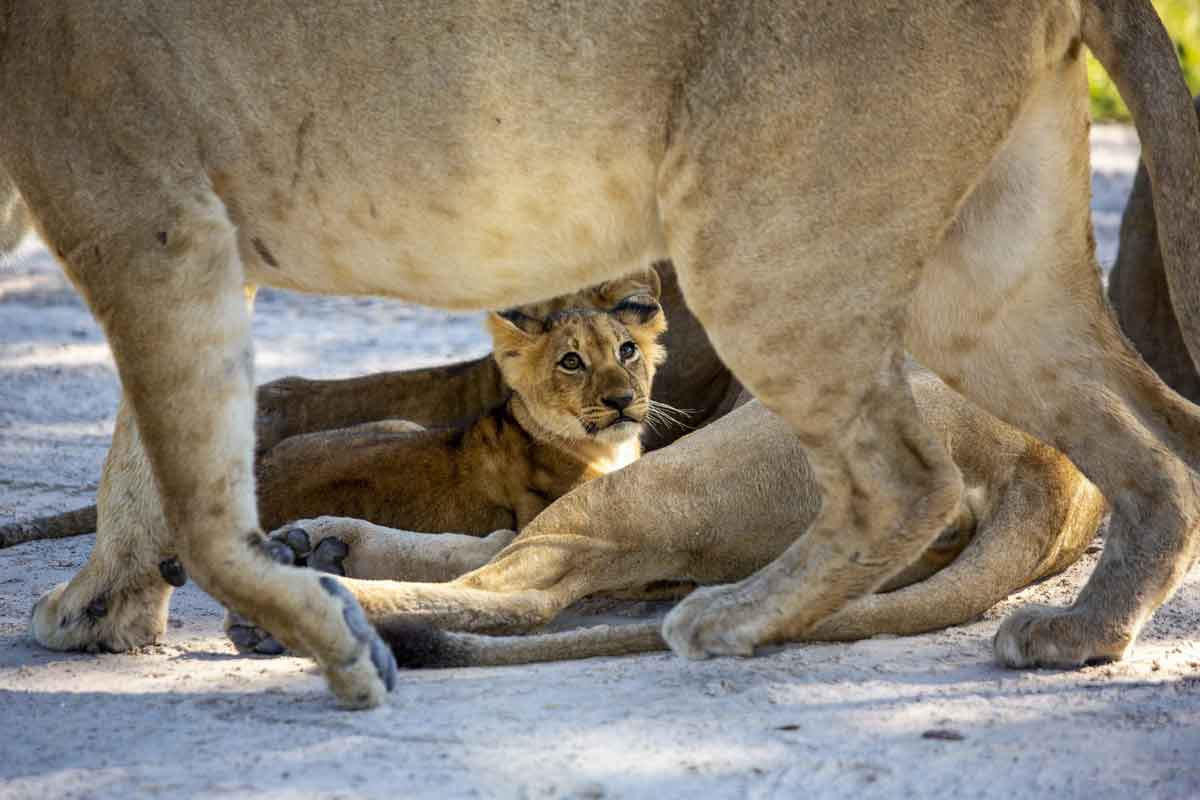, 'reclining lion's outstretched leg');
908,30,1200,667
17,180,395,705
323,399,808,634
